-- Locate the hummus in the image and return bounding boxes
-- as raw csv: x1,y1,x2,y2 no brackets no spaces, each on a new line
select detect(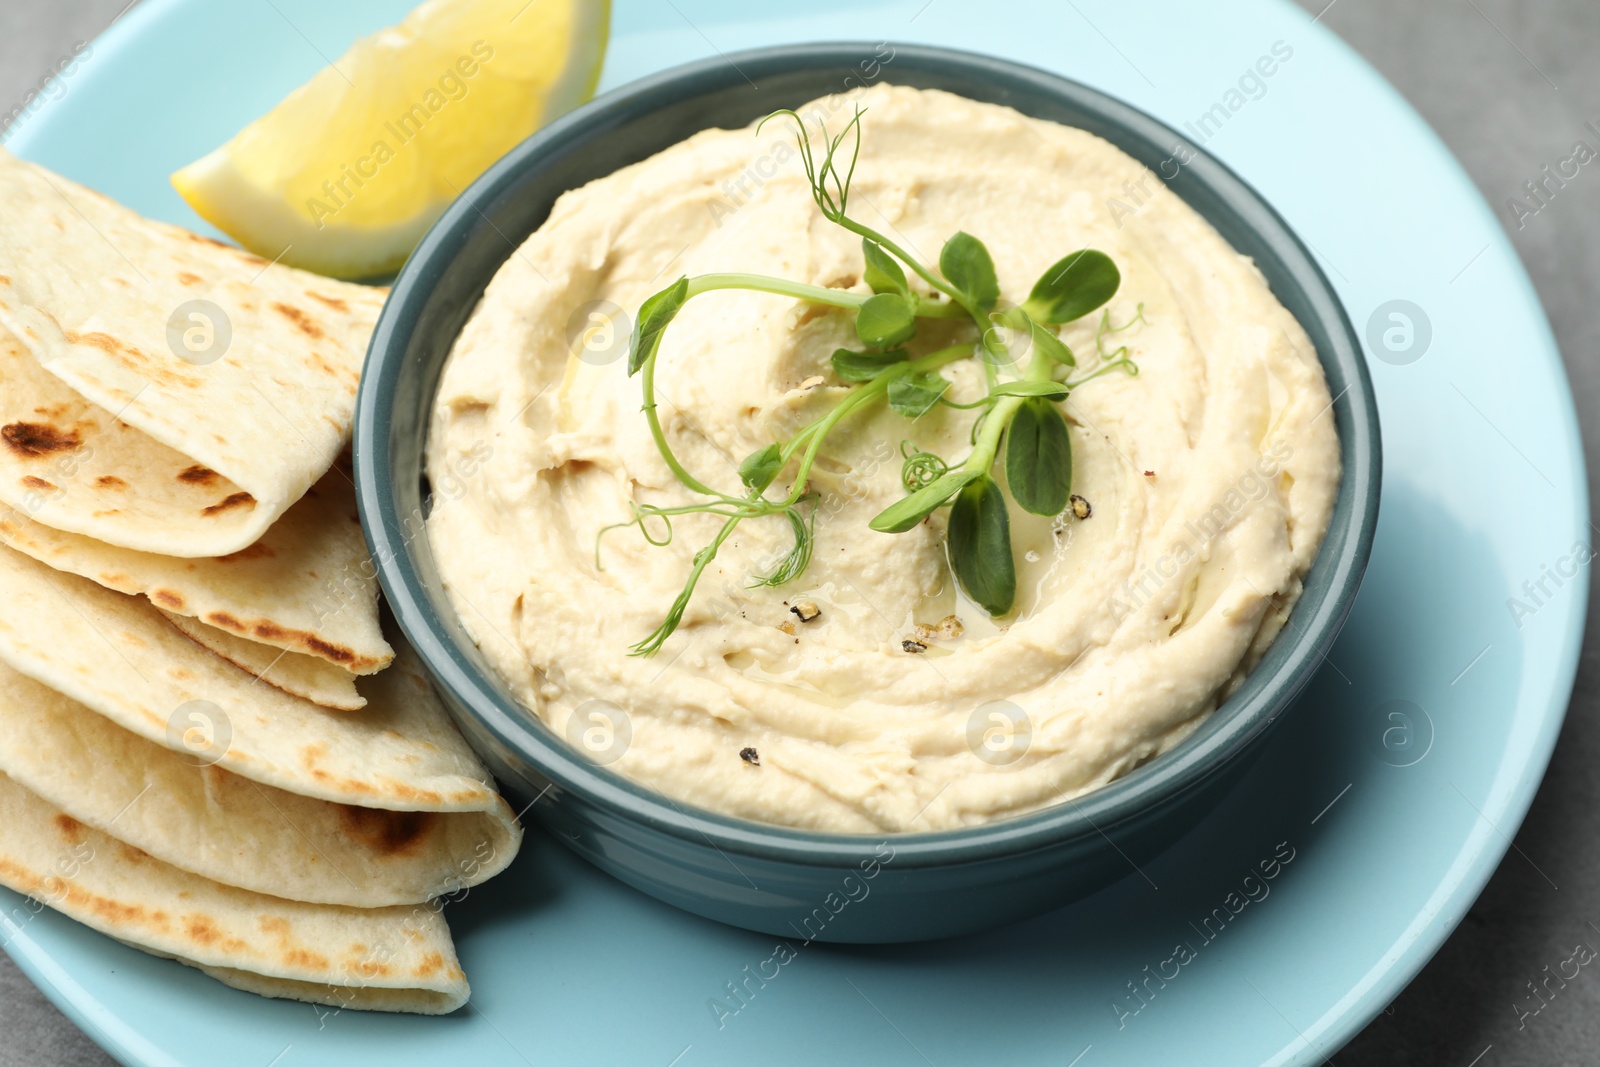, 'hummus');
426,85,1340,833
